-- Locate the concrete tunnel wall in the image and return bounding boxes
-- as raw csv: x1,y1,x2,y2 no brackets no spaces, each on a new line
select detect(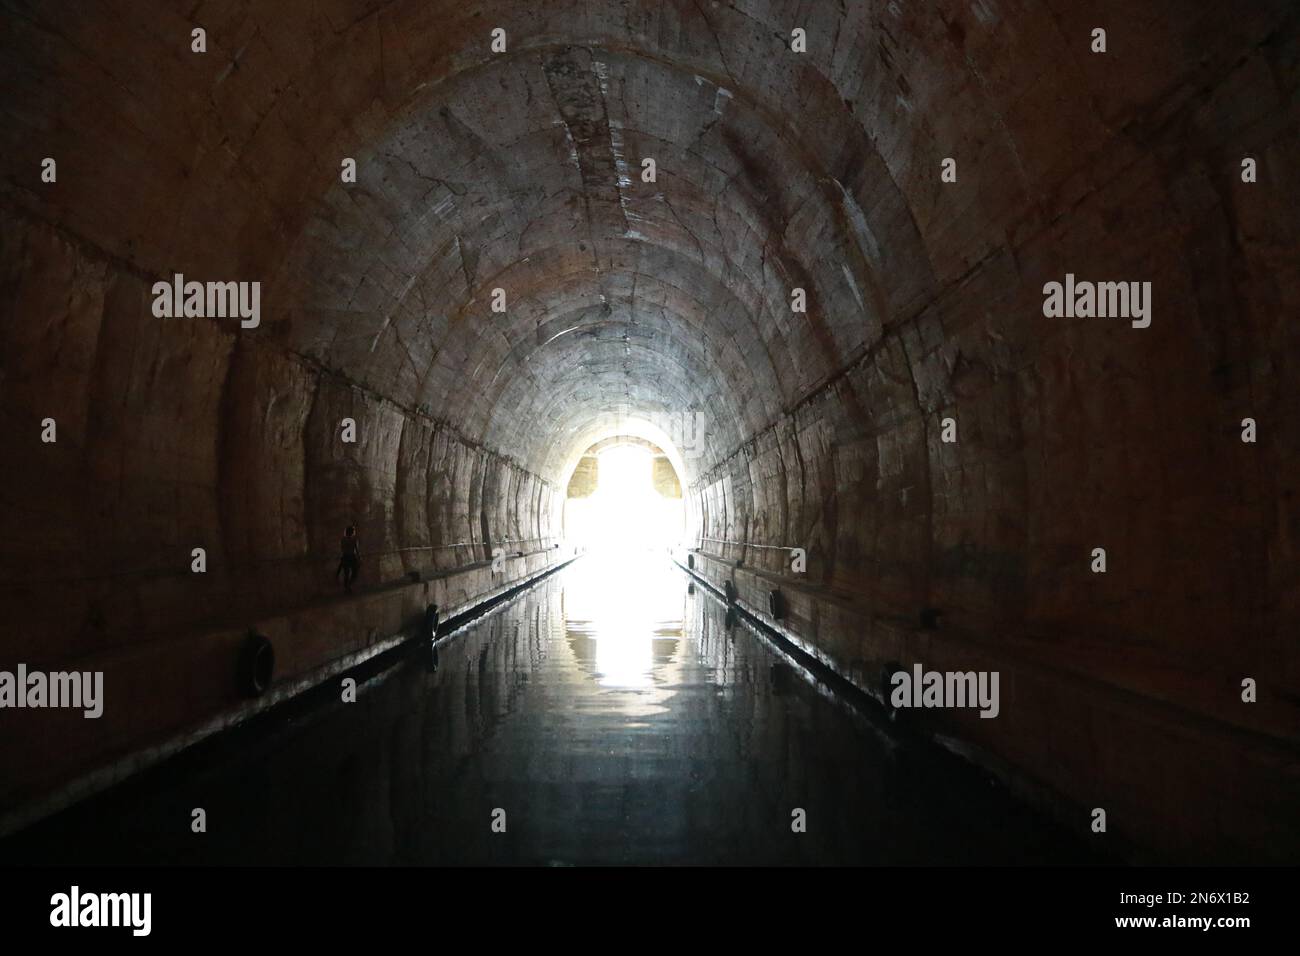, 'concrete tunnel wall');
0,1,1297,857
